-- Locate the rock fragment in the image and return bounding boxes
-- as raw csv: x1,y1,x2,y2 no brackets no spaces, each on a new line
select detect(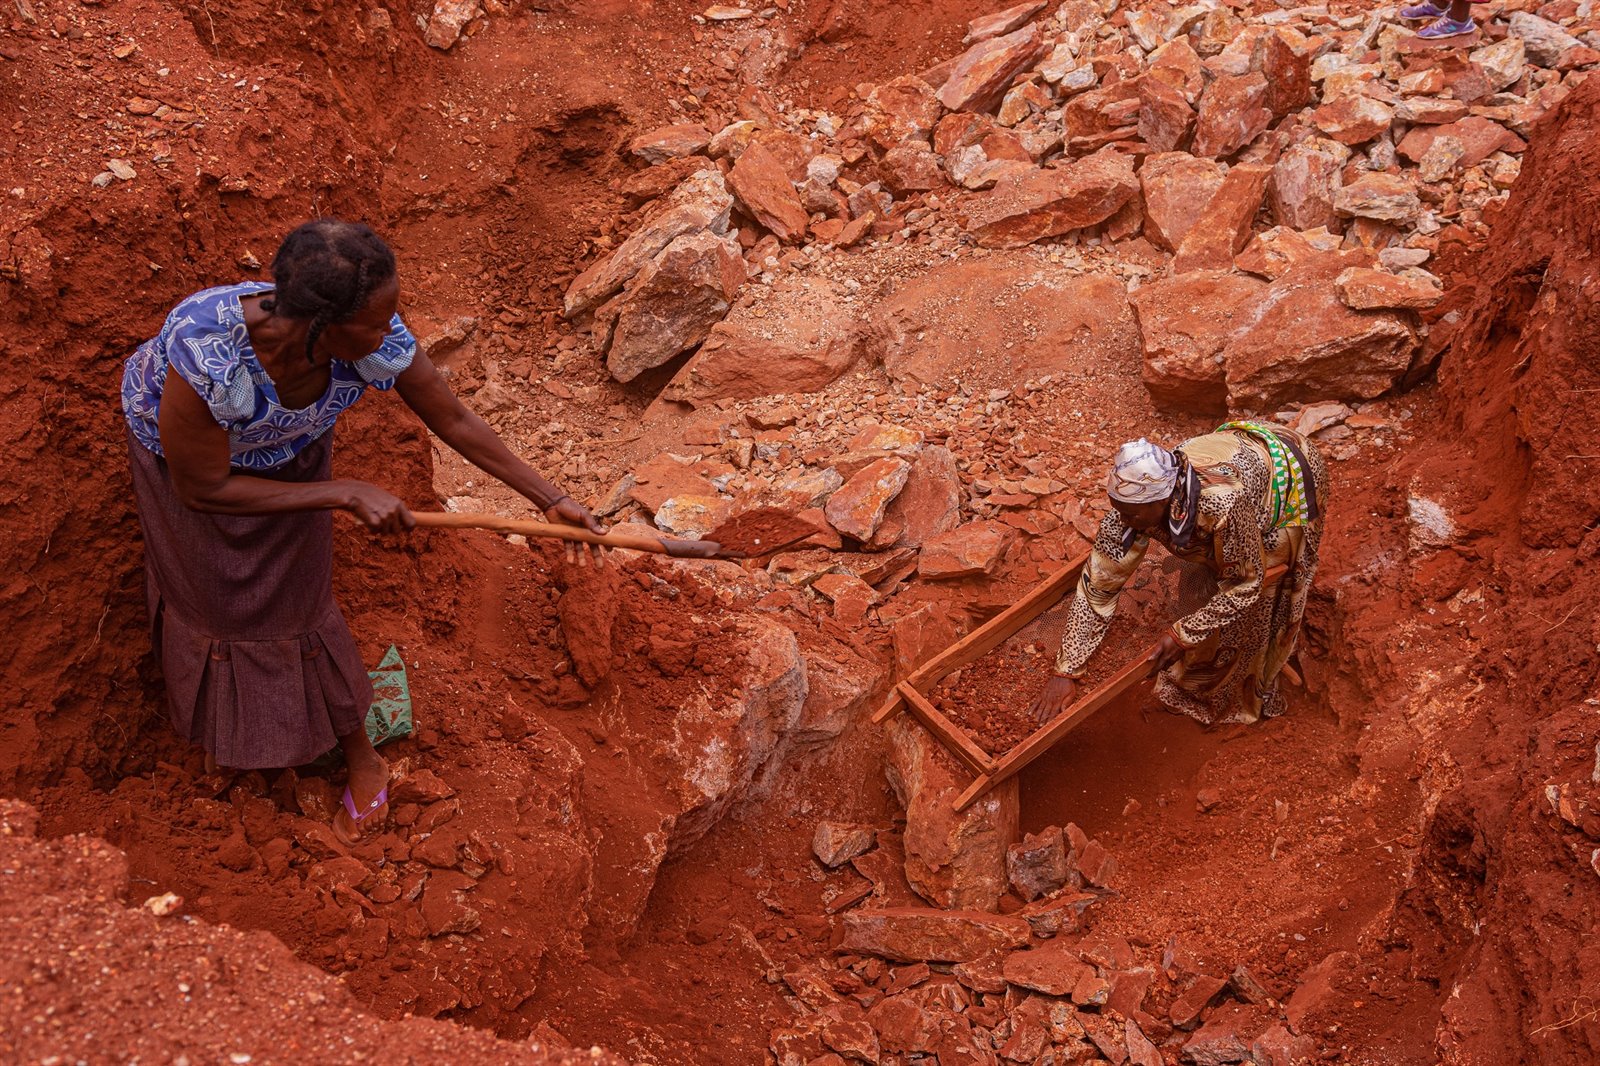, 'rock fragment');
1172,163,1271,273
813,822,877,867
1310,95,1393,146
917,521,1011,580
1268,138,1349,231
423,0,480,49
627,124,712,165
597,230,744,382
1002,944,1092,996
886,715,1018,911
1335,267,1442,311
825,457,913,541
937,24,1049,113
1225,257,1419,410
565,169,733,318
1134,270,1265,414
965,0,1048,45
727,141,809,243
1333,172,1420,223
1508,11,1583,66
840,907,1032,962
961,147,1137,247
1141,152,1226,251
663,276,860,405
1005,826,1069,901
1191,72,1270,159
